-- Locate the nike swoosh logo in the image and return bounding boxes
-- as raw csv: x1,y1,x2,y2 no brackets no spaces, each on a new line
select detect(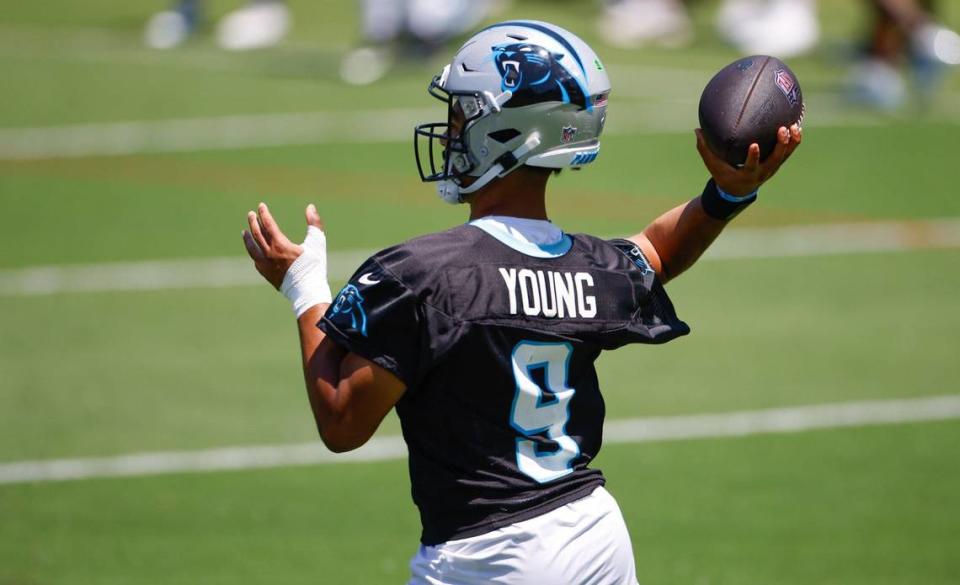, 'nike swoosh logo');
358,273,381,285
